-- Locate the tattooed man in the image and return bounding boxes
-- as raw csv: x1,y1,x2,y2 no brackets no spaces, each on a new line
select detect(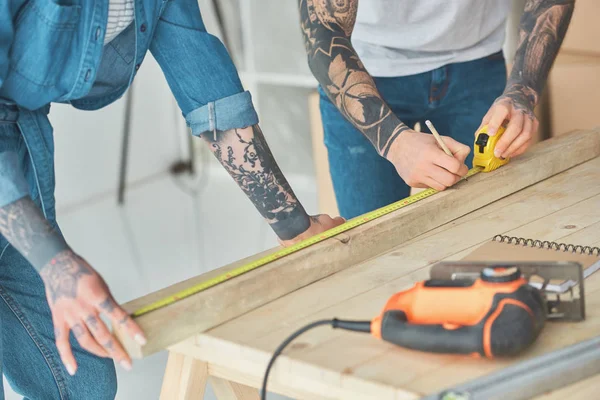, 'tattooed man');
299,0,575,219
0,1,343,398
